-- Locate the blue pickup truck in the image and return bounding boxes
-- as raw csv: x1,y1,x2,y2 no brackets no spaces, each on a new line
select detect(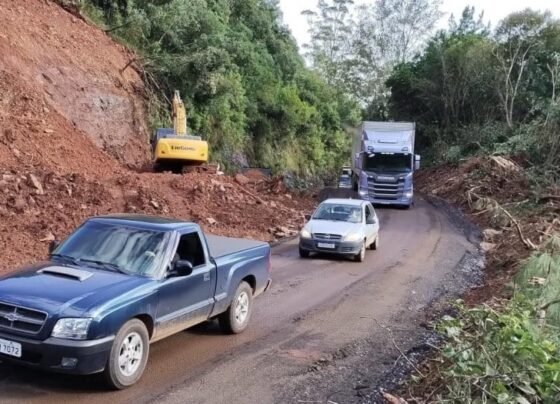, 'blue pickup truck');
0,214,271,389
